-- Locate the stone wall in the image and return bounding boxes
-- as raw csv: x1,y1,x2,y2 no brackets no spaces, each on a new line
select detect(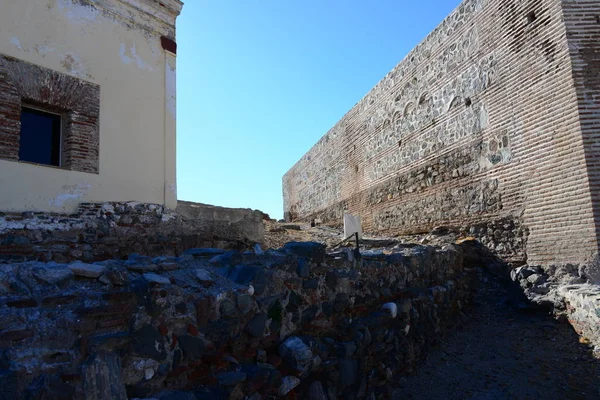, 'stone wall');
0,201,265,263
510,261,600,353
283,0,599,266
0,241,474,399
177,201,265,244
